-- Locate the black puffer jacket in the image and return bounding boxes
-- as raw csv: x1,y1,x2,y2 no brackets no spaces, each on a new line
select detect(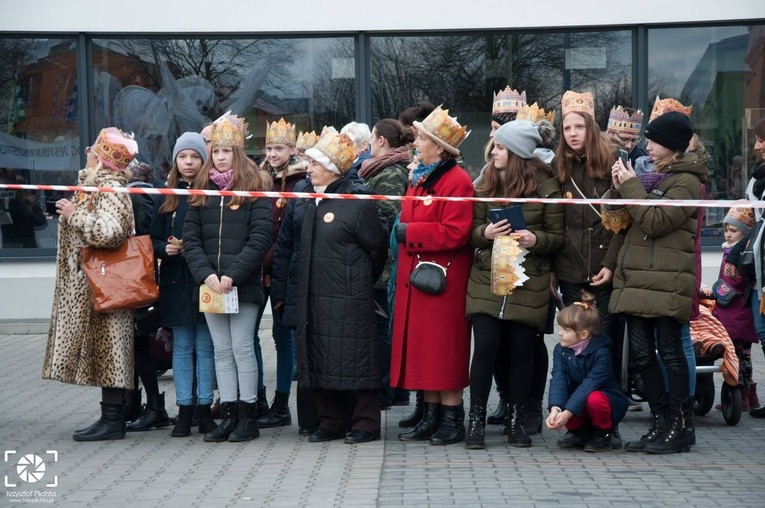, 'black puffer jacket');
271,178,310,329
295,175,388,390
183,185,272,305
150,180,202,326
